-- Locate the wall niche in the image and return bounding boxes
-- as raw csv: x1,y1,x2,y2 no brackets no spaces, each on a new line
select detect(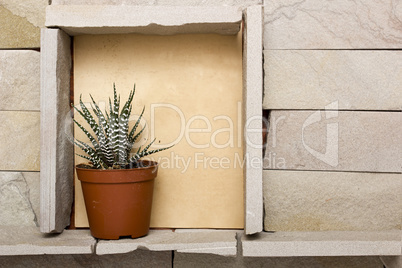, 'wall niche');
40,5,262,234
73,33,243,229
